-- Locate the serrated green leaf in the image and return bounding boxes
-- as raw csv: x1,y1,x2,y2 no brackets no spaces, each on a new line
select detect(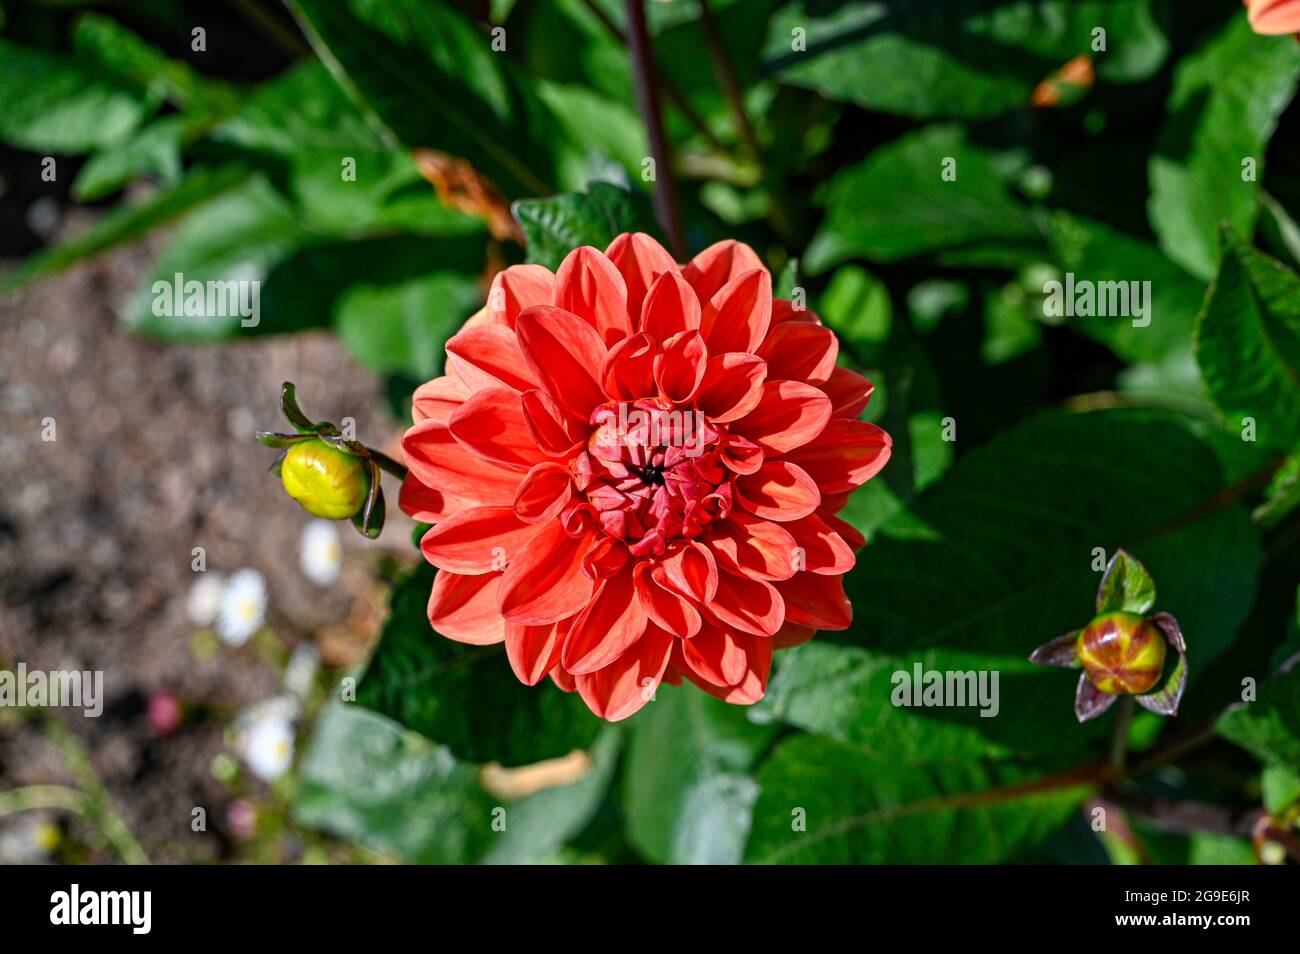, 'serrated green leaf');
1148,17,1300,280
1196,228,1300,451
622,684,776,864
761,0,1167,120
804,125,1040,272
354,564,600,767
744,734,1090,863
0,38,150,154
756,410,1263,762
286,0,571,199
1218,669,1300,769
514,182,661,271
